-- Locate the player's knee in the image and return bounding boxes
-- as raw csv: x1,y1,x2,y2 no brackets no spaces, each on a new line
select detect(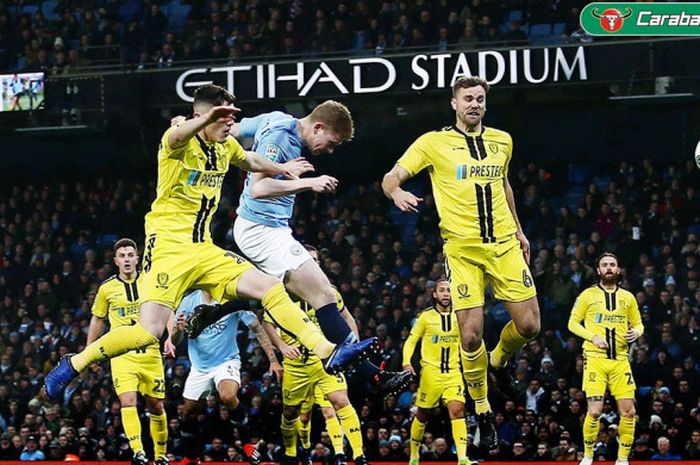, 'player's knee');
284,405,300,420
621,406,636,418
147,398,164,415
299,412,311,424
220,392,239,409
518,319,540,340
587,408,602,419
460,335,482,352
